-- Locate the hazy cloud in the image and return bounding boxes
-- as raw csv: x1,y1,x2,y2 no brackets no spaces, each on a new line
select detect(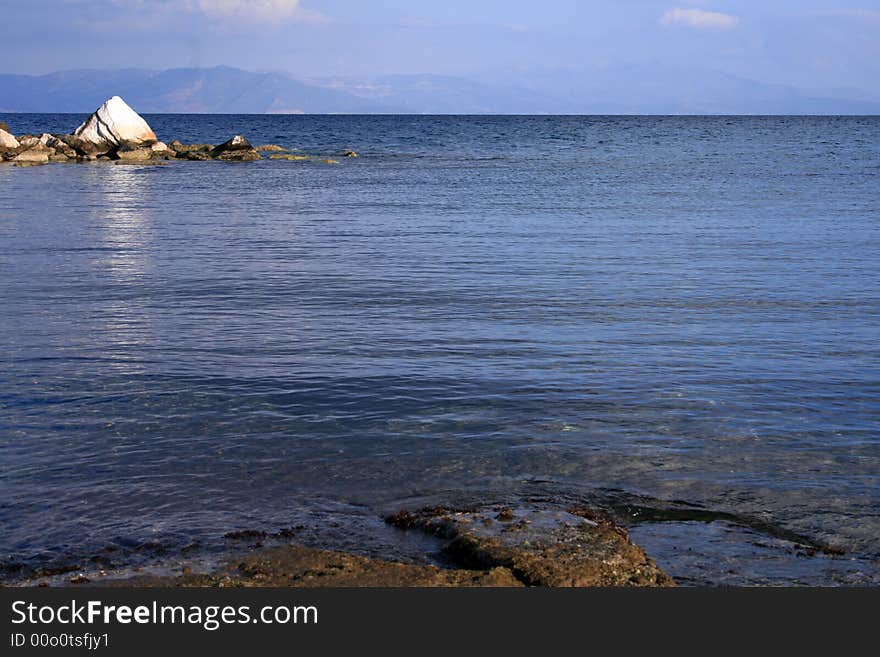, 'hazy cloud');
661,8,739,29
194,0,326,23
110,0,326,24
